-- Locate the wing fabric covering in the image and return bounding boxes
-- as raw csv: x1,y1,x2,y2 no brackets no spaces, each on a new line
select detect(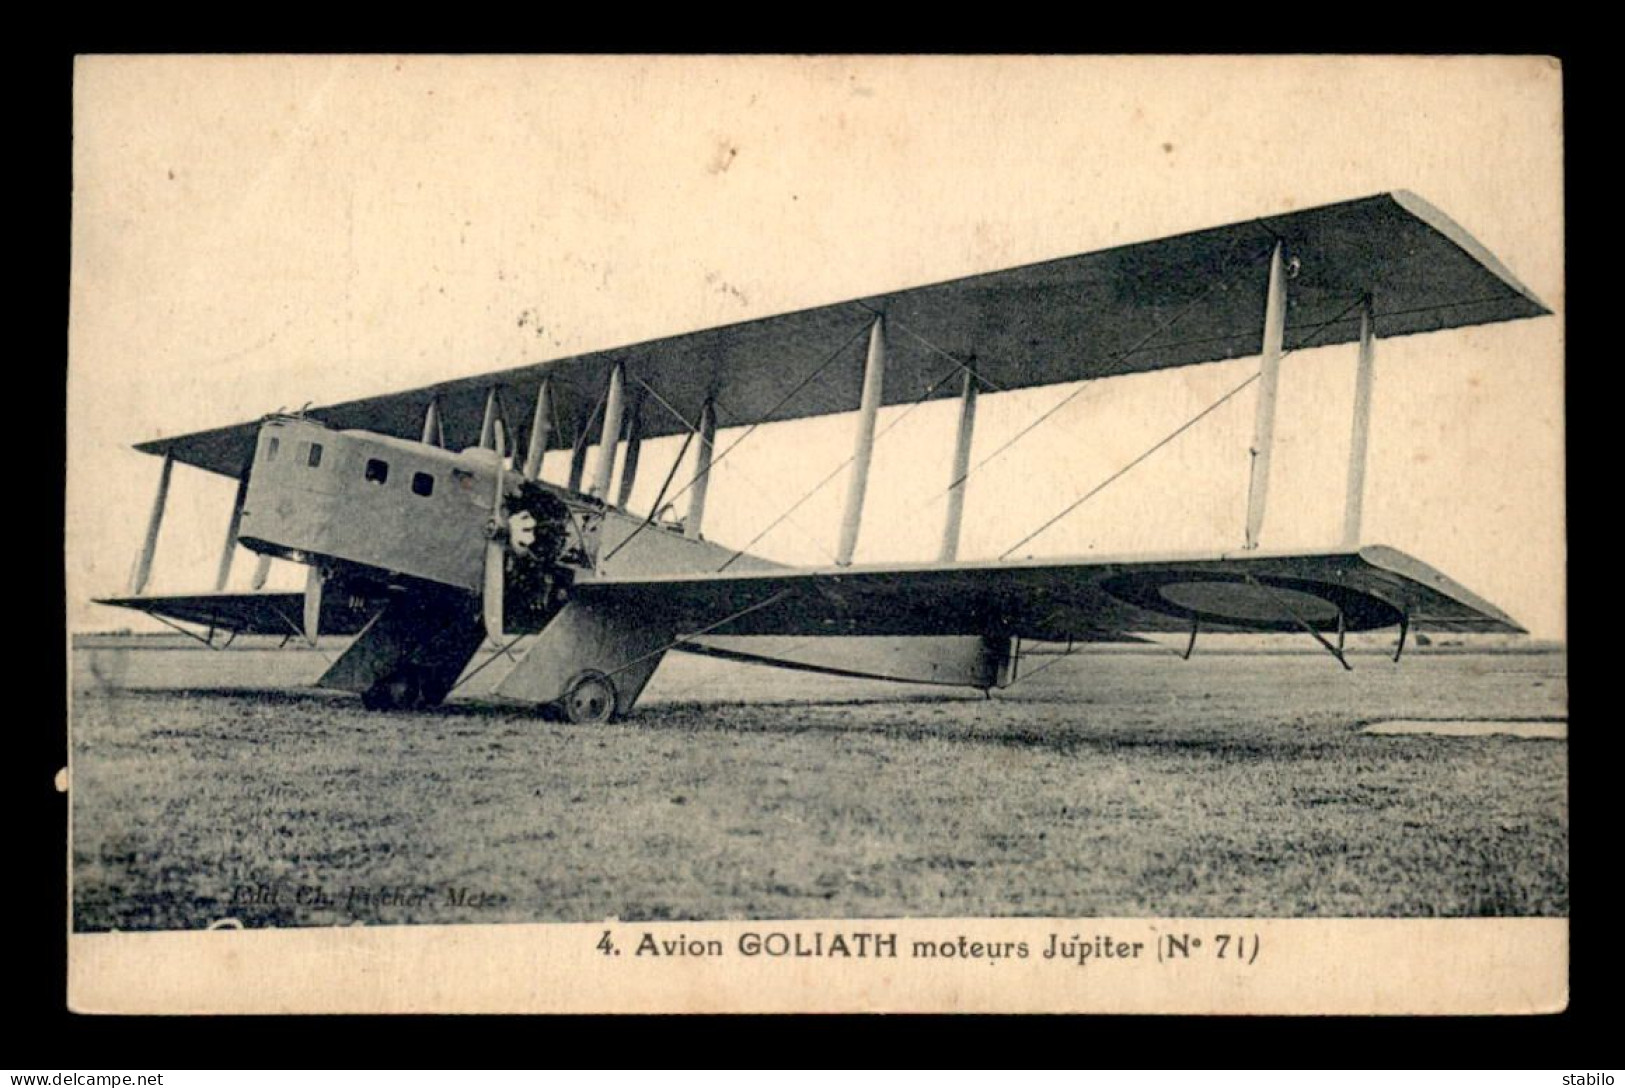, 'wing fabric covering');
92,591,375,637
571,546,1523,641
135,191,1549,481
95,546,1521,646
